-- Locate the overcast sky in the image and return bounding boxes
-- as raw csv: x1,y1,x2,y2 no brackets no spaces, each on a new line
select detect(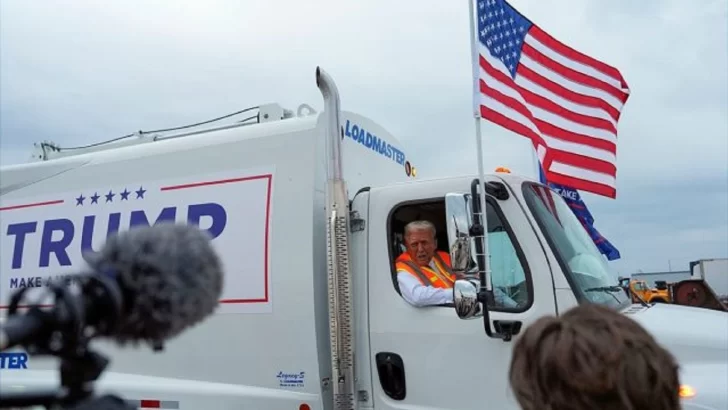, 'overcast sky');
1,0,726,275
